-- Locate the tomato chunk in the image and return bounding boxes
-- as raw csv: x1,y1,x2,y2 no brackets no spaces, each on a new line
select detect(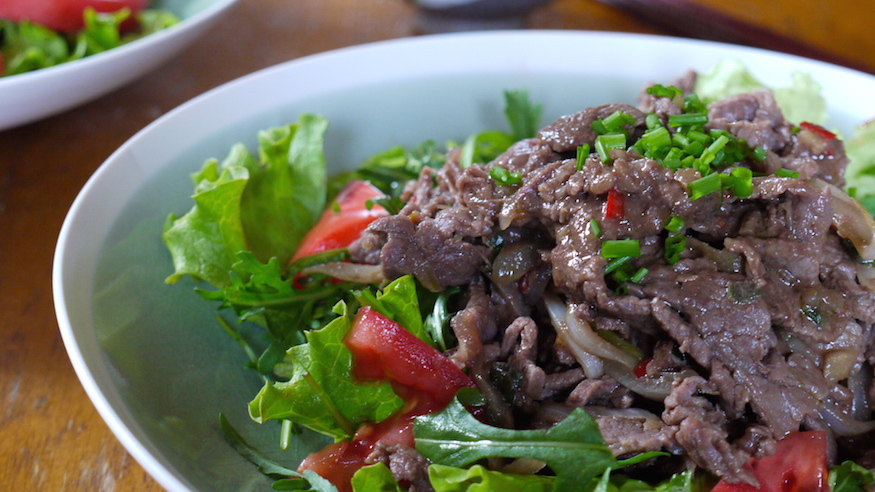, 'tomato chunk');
711,431,829,492
298,307,475,491
291,180,388,262
0,0,147,33
345,307,475,414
